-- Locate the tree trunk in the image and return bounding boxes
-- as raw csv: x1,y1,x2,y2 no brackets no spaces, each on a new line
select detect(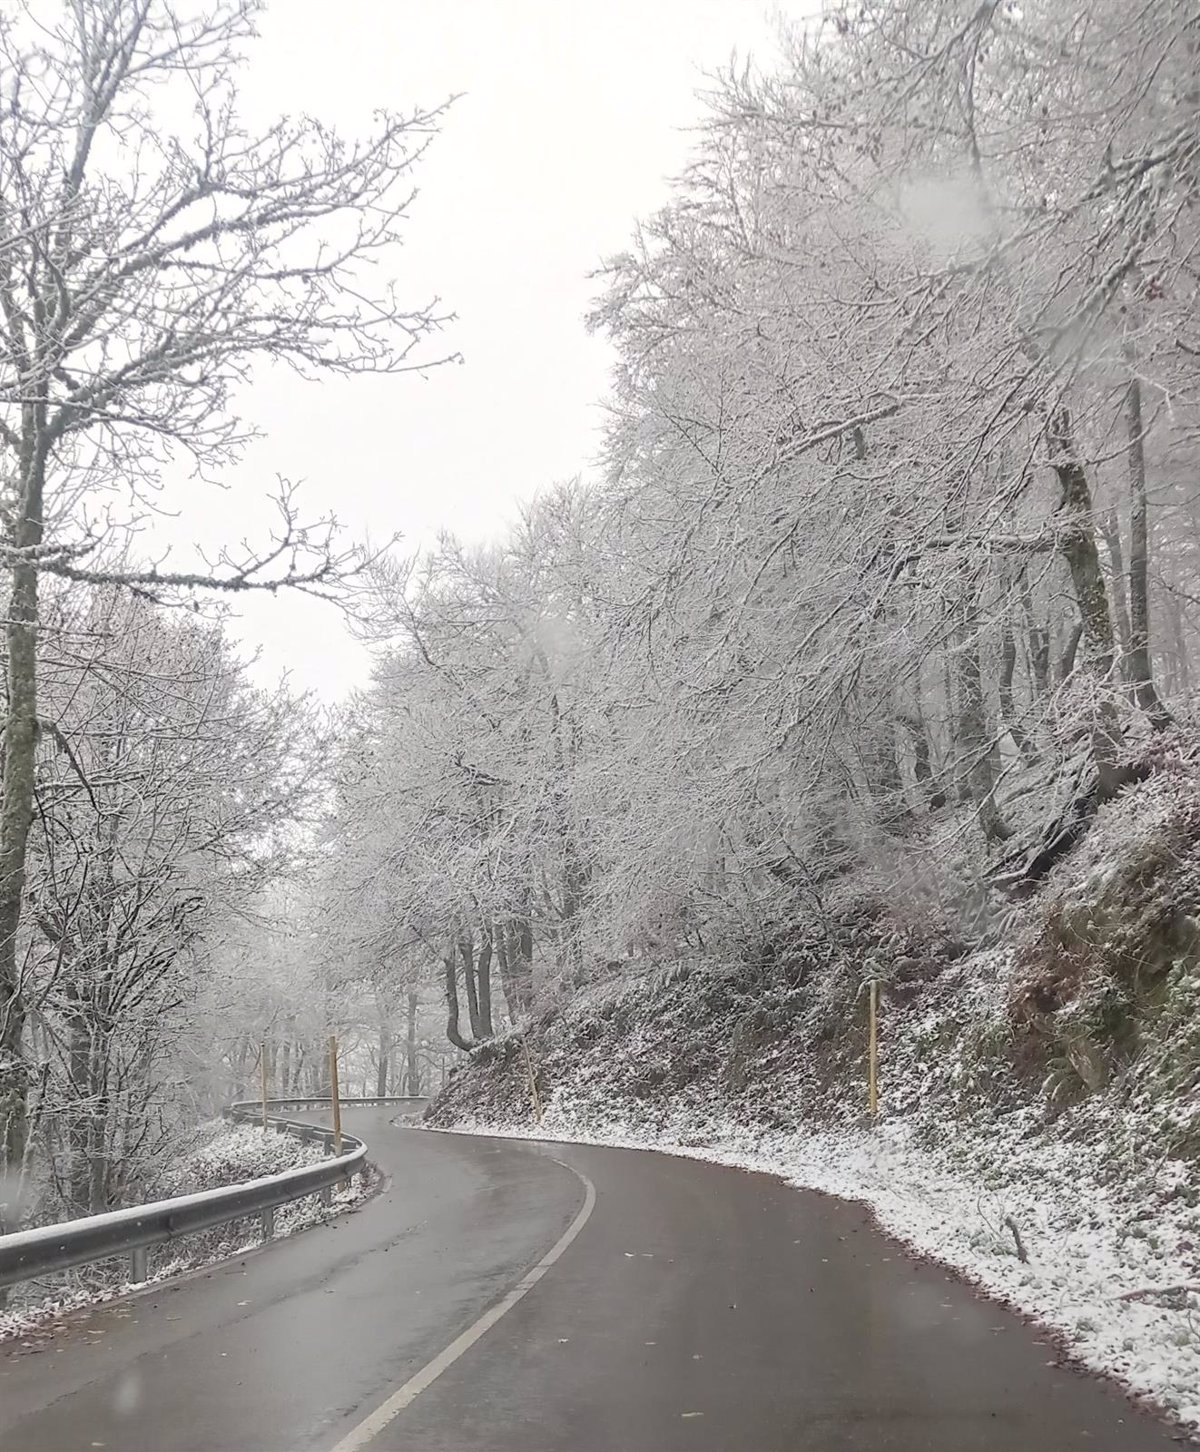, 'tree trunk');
405,992,420,1093
1020,572,1051,697
66,1007,93,1216
1100,511,1133,678
898,712,946,810
504,918,534,1016
1046,408,1124,795
1058,620,1084,681
1166,591,1191,698
559,838,589,984
1047,410,1116,677
0,449,46,1217
954,574,1012,843
458,935,482,1039
88,1065,111,1216
495,923,518,1023
375,1023,391,1099
999,620,1039,766
444,955,473,1052
475,927,494,1039
1124,360,1170,726
518,917,533,979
